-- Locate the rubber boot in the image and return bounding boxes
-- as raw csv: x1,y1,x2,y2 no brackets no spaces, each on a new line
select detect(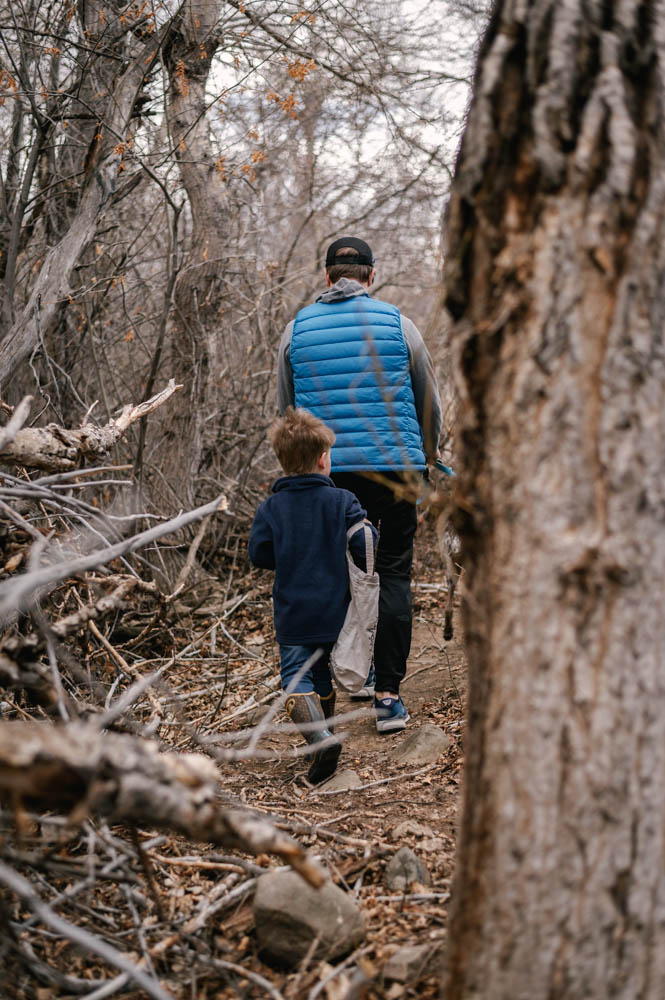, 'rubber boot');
286,693,341,785
319,690,337,733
